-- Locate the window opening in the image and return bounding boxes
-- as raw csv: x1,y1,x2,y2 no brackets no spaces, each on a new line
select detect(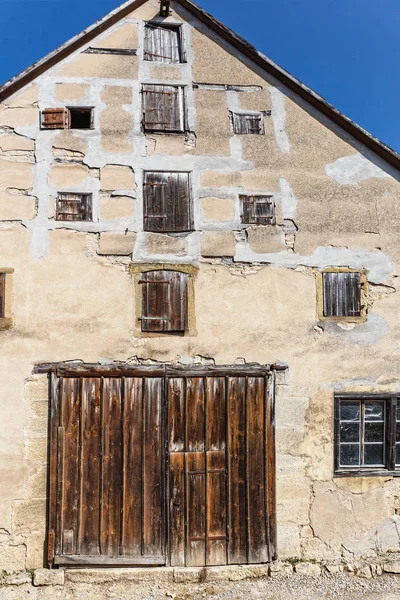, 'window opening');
240,195,275,225
143,171,192,233
231,112,265,135
140,270,189,333
68,108,93,130
56,193,93,222
142,84,185,133
323,271,361,318
144,24,182,63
